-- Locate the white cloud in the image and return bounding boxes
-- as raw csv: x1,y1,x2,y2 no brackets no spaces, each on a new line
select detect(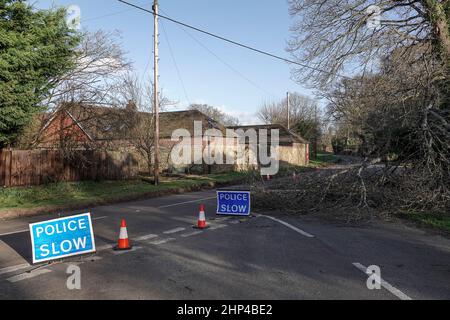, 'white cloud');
216,105,263,126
